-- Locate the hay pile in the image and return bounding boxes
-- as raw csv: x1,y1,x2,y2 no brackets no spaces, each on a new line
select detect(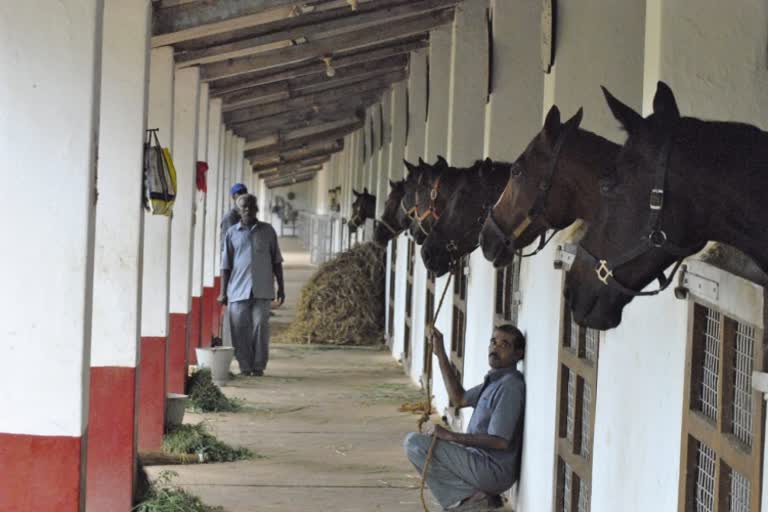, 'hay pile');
277,242,386,345
133,470,224,512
